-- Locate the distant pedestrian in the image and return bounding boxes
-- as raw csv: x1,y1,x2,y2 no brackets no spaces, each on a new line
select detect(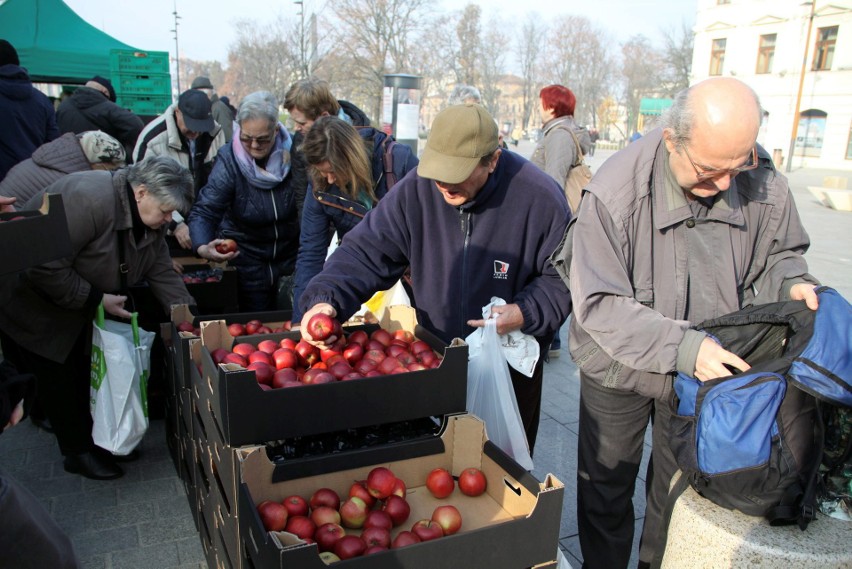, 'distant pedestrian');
588,128,599,156
191,76,234,142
